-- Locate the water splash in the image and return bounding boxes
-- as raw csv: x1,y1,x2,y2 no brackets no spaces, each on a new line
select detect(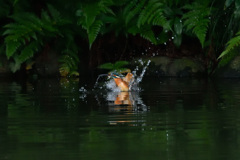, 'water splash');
92,59,150,110
94,74,108,89
94,59,151,92
128,59,151,91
